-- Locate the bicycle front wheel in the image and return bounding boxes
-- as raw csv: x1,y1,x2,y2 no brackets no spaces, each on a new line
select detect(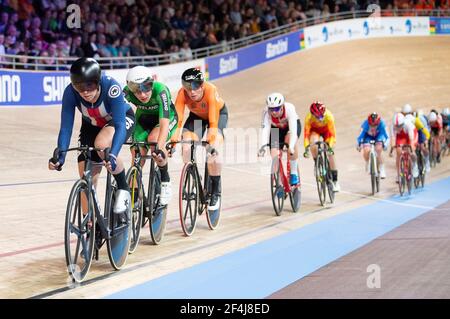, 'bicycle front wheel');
149,168,168,245
289,167,301,212
270,159,284,216
325,157,335,204
126,166,144,254
106,181,131,270
179,162,199,236
314,156,327,206
64,179,95,283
